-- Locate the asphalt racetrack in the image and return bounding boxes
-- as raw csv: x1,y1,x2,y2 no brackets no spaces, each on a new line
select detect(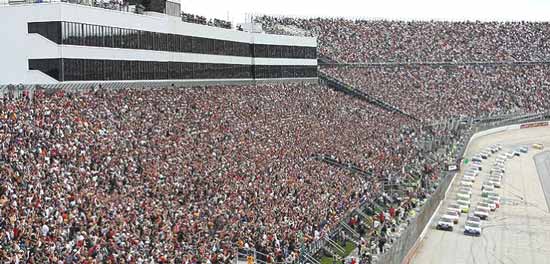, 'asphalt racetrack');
410,126,550,264
534,151,550,213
